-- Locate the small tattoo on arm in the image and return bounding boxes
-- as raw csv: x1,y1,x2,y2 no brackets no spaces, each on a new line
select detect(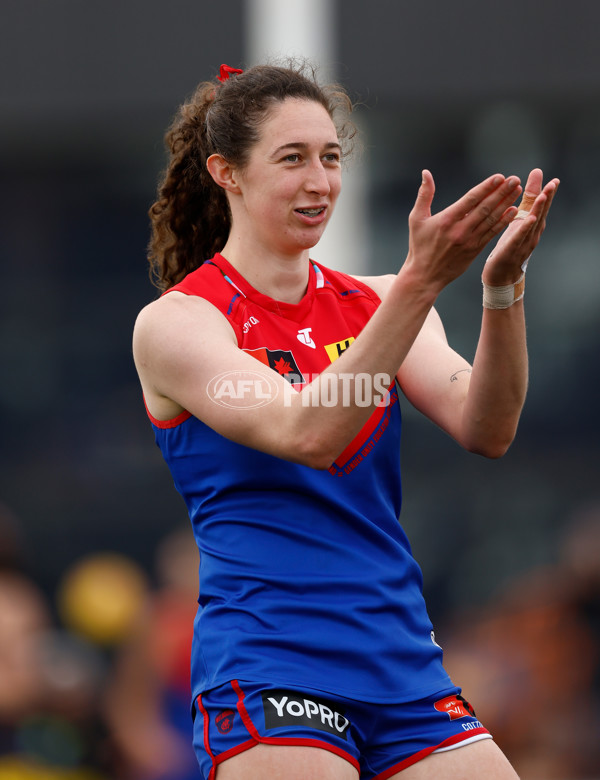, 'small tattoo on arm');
450,369,472,383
